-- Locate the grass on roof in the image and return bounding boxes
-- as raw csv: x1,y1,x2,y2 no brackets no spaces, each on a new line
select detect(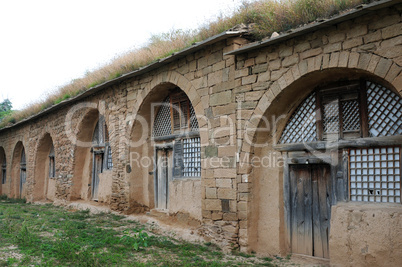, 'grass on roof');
0,0,368,129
